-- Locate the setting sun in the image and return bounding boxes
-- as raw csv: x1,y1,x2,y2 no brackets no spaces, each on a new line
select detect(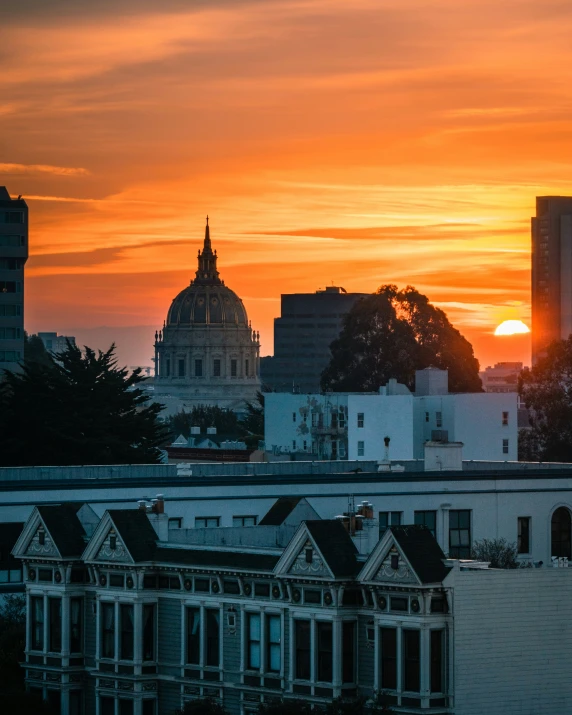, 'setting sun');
494,319,530,336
